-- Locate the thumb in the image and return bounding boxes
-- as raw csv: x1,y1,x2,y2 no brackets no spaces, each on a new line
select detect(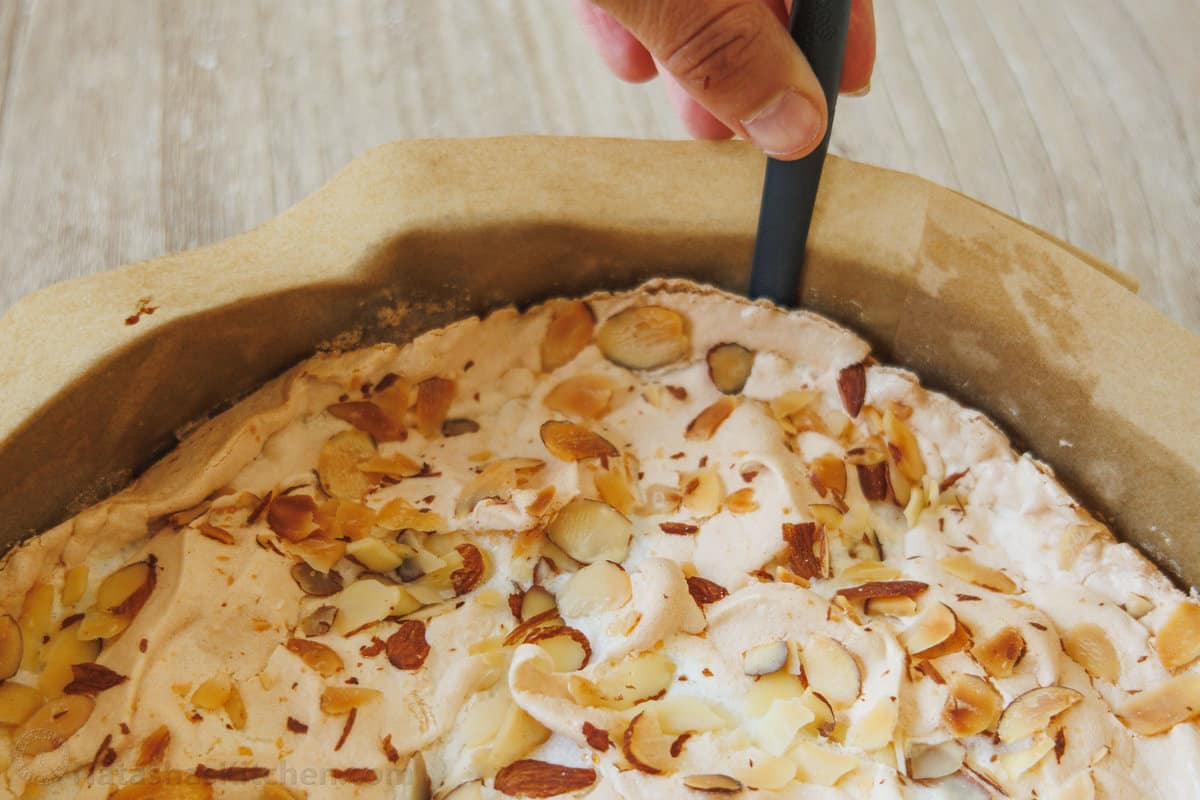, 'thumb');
592,0,828,159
